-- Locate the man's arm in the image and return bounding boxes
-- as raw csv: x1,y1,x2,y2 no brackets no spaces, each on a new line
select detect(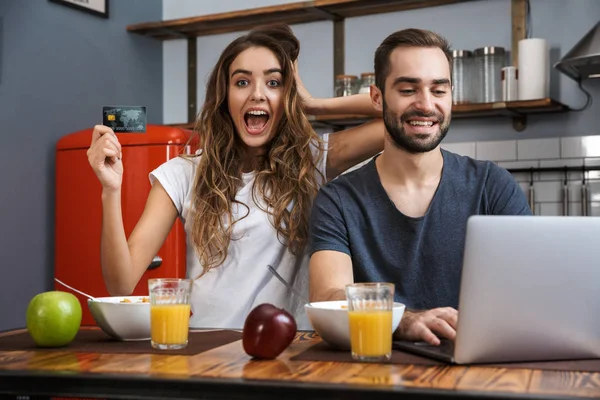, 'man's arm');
308,182,355,302
309,250,353,302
